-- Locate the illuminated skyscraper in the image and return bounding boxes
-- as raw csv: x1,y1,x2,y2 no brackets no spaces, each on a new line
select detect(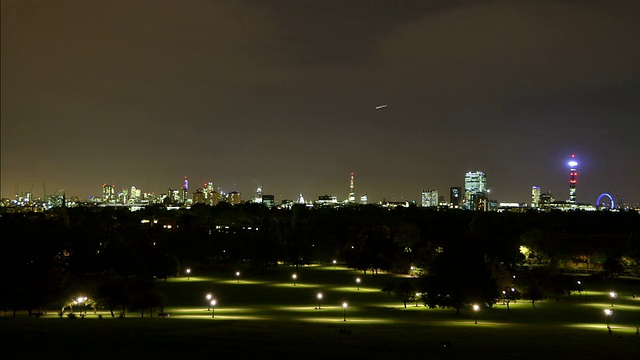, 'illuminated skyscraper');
568,154,578,204
348,172,356,203
464,171,487,210
102,184,115,202
254,182,263,203
181,176,189,204
531,186,541,208
130,186,141,201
